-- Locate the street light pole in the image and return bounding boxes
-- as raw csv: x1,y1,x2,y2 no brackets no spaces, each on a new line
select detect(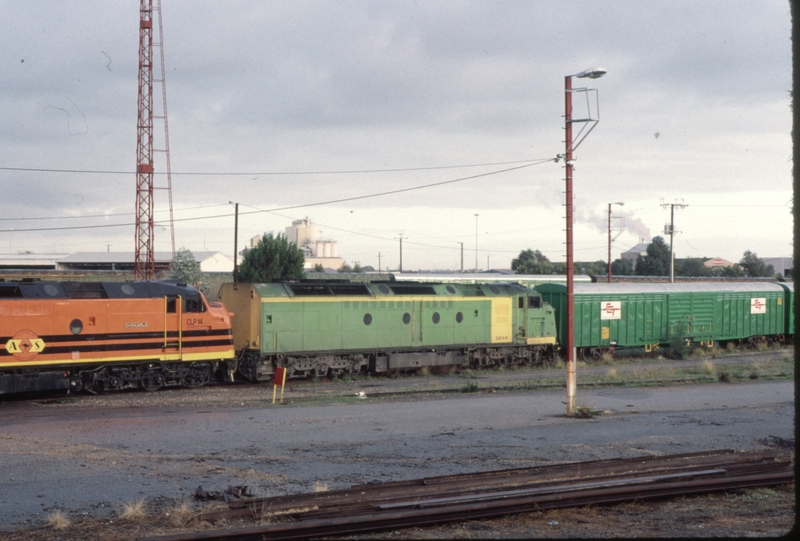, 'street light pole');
230,201,239,290
563,67,606,416
607,202,624,283
398,233,403,273
474,214,479,273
